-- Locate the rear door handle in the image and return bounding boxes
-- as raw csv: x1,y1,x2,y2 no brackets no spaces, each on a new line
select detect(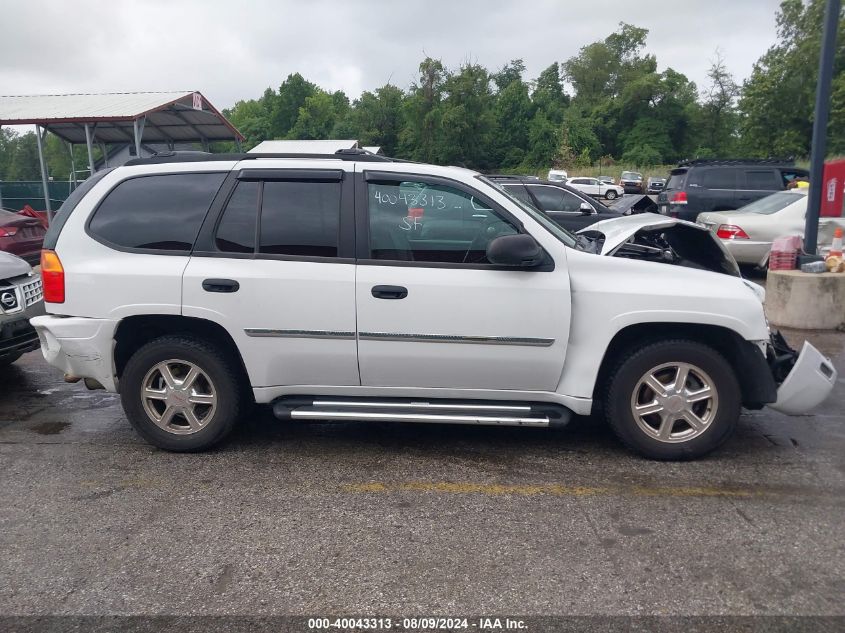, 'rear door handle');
372,285,408,300
202,278,240,293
